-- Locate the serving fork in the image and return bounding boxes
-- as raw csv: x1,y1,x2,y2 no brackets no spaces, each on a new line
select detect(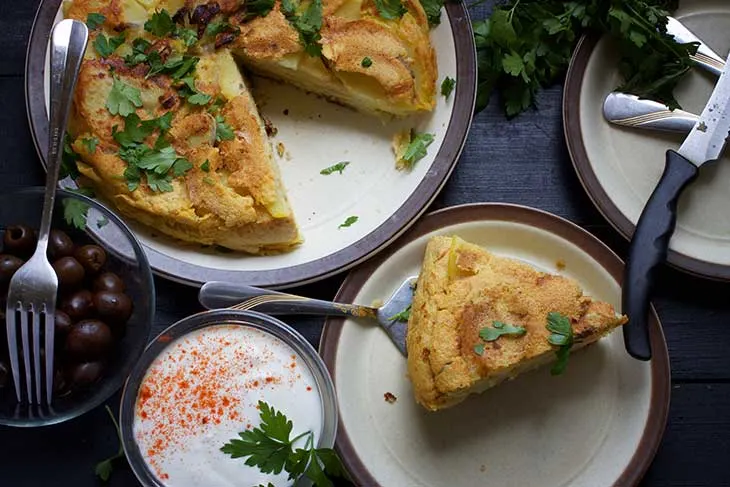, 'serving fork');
5,19,88,404
198,277,417,355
